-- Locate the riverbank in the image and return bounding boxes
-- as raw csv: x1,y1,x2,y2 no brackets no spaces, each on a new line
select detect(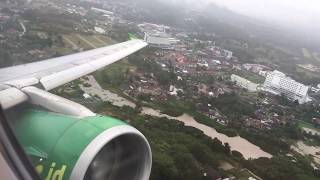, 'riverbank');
80,75,272,159
141,107,272,159
291,141,320,165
